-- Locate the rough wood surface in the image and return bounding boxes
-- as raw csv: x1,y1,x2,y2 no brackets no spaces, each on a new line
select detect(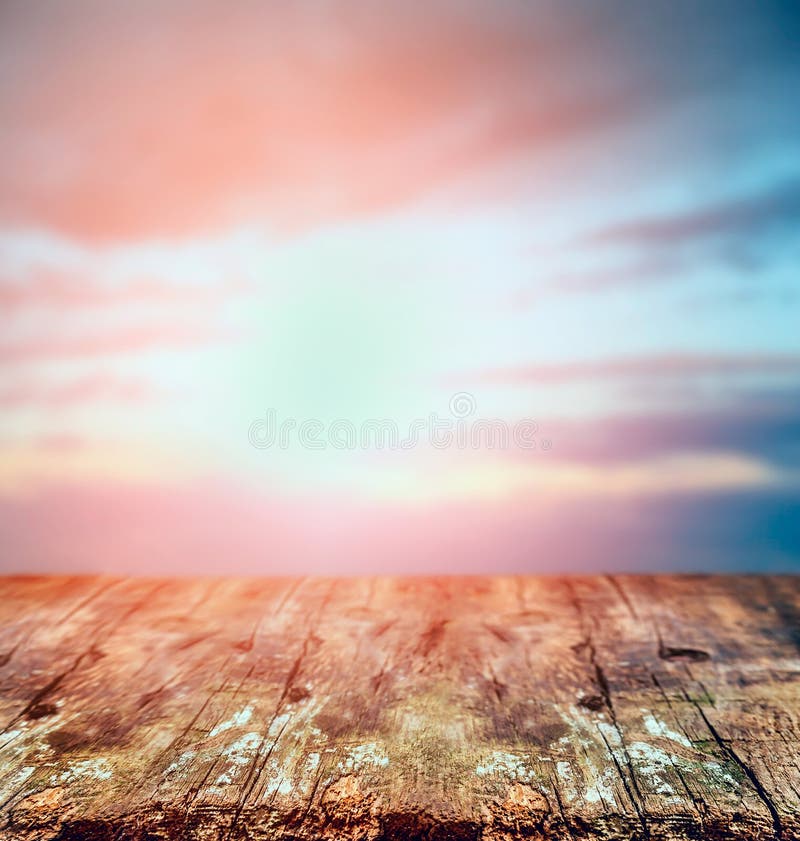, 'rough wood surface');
0,576,798,840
